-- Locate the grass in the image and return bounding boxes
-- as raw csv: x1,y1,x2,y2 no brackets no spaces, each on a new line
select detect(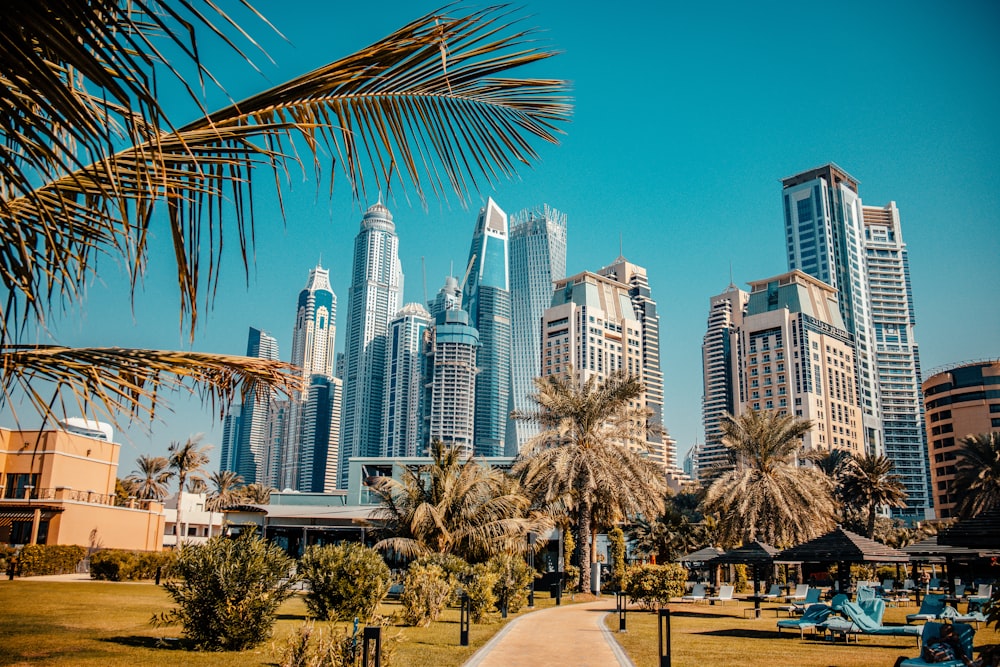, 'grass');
605,599,1000,667
0,579,565,667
